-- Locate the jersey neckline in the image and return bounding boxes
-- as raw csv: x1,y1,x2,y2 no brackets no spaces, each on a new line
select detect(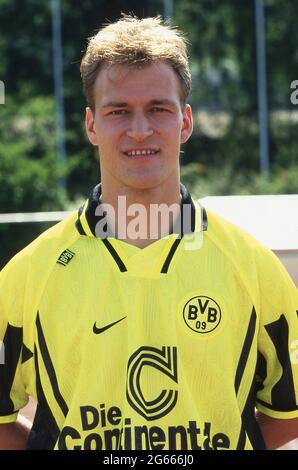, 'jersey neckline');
75,183,208,239
75,184,208,274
